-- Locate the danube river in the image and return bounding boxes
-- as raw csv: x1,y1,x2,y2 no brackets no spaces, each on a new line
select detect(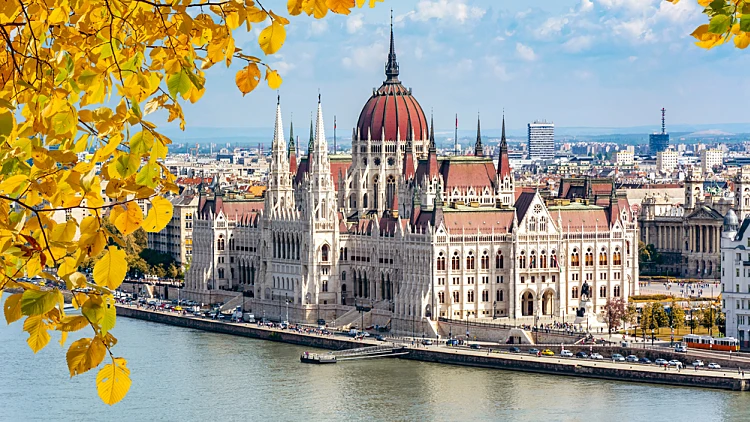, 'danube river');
2,316,750,422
